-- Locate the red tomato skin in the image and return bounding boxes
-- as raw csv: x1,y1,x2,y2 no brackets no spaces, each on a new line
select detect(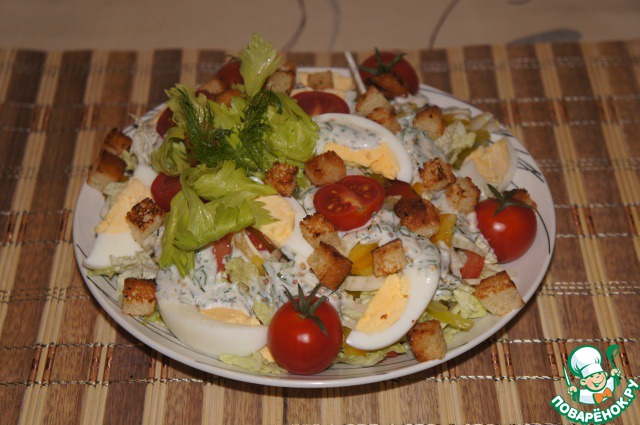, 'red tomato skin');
359,51,420,95
267,297,343,375
384,180,419,199
215,60,243,88
211,233,233,271
459,250,485,279
155,107,174,136
151,173,182,212
292,91,350,117
245,227,276,252
475,200,537,263
313,176,385,231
